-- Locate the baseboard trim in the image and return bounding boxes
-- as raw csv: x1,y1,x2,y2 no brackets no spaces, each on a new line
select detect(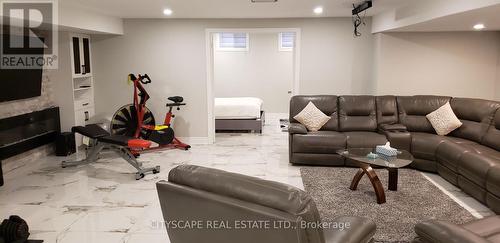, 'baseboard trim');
177,137,210,145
